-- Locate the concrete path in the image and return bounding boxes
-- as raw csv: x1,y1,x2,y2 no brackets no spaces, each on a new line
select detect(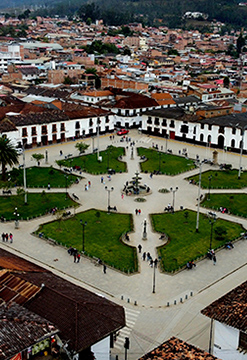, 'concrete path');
1,130,247,360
